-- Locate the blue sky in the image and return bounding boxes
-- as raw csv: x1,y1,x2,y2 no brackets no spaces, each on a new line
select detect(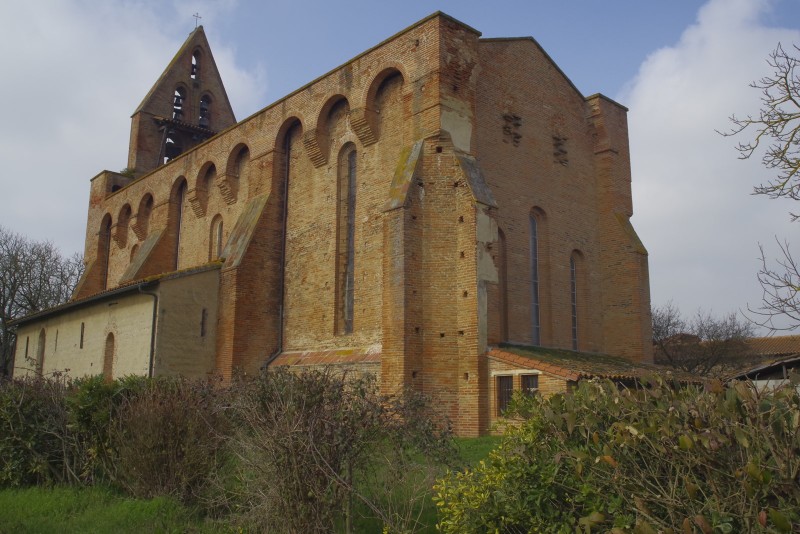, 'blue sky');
0,0,798,331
